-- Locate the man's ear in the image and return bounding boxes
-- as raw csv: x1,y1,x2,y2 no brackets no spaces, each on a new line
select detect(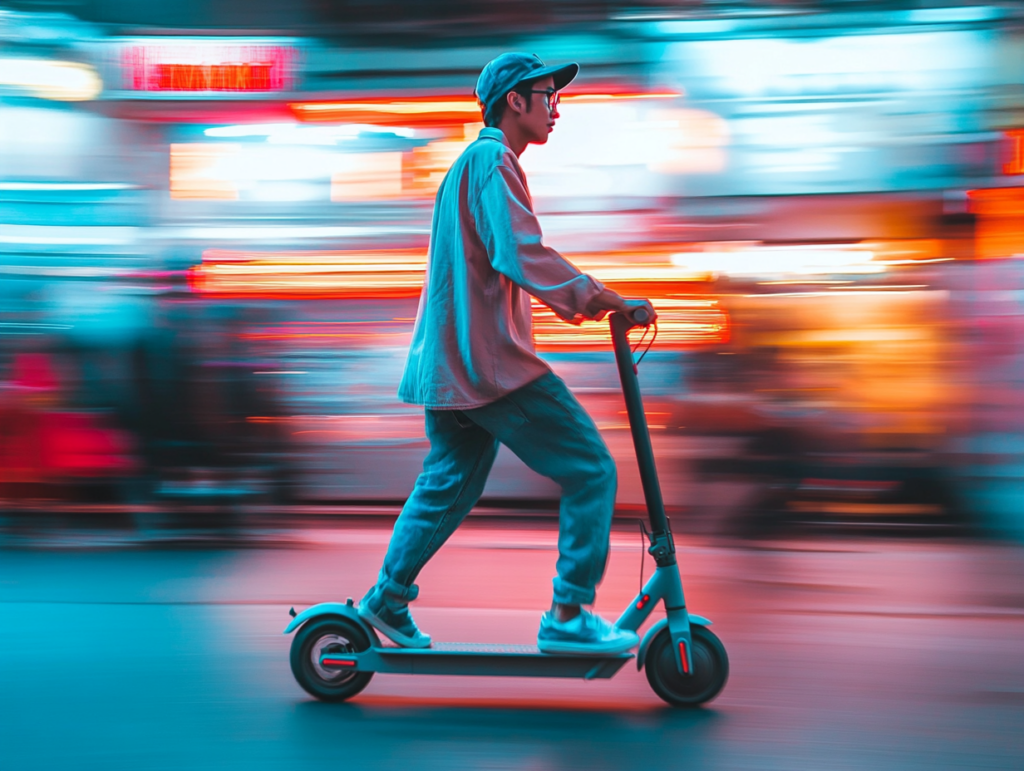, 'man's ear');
506,90,523,115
